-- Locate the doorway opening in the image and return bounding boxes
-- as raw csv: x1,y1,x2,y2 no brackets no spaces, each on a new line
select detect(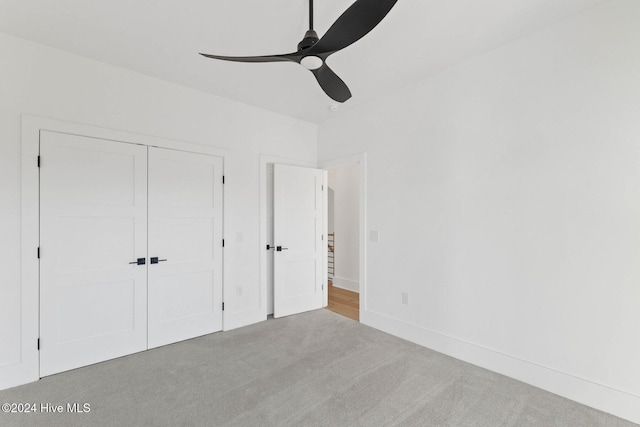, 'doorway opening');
326,163,360,321
259,153,366,324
